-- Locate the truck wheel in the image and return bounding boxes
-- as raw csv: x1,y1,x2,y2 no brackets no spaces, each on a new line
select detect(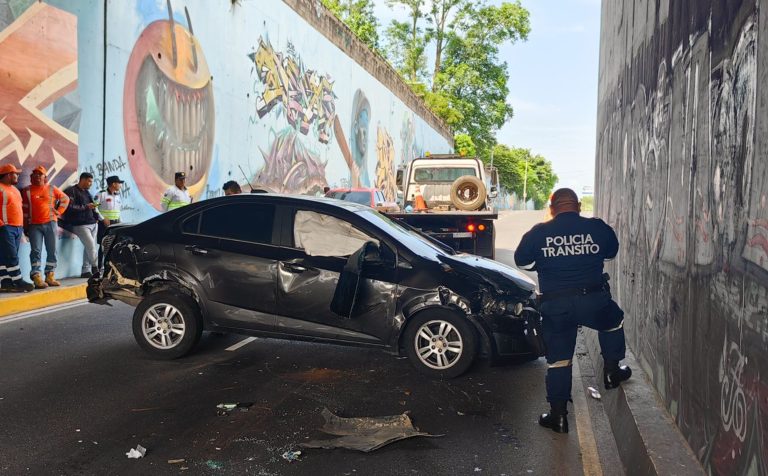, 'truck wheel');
450,176,487,211
404,309,478,378
132,291,202,359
